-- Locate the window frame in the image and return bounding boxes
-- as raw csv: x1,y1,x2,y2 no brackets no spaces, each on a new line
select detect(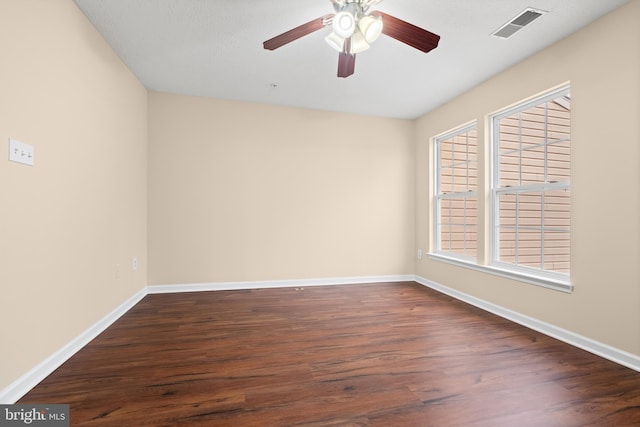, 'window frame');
489,85,571,289
433,121,478,263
